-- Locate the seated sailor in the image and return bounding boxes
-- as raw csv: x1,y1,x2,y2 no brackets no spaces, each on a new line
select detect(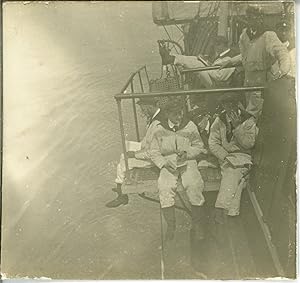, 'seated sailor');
208,93,258,217
158,36,242,115
149,97,207,241
158,36,240,87
106,97,164,208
